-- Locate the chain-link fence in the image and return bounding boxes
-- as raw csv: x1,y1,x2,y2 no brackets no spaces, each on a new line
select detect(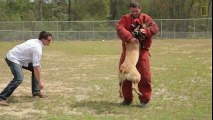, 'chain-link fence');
0,18,211,41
